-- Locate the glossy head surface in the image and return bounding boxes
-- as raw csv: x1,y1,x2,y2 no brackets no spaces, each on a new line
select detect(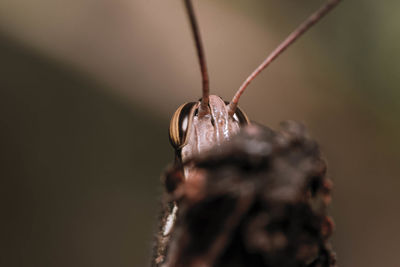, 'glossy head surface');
169,95,249,165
